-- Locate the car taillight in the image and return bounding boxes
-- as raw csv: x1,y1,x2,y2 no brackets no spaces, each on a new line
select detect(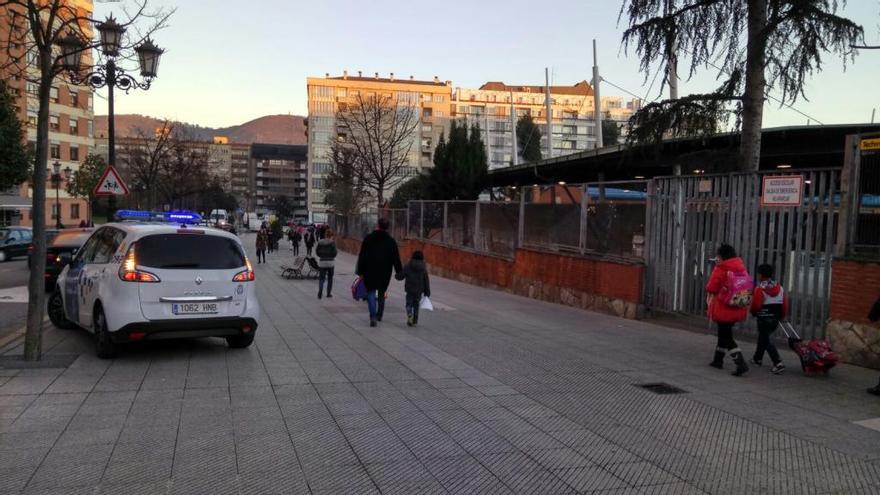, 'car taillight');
232,257,255,282
47,253,57,263
118,244,160,283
